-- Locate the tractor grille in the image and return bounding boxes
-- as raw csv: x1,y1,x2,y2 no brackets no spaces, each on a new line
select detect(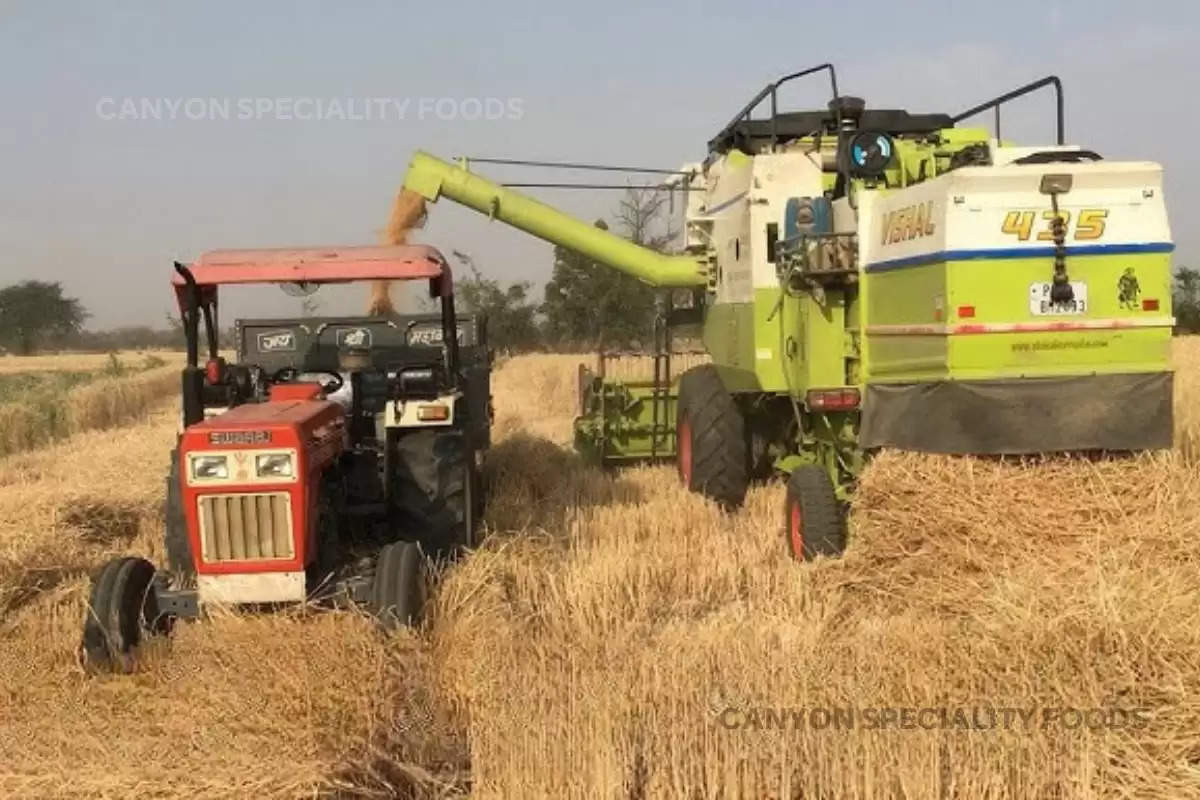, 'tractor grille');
198,493,294,562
